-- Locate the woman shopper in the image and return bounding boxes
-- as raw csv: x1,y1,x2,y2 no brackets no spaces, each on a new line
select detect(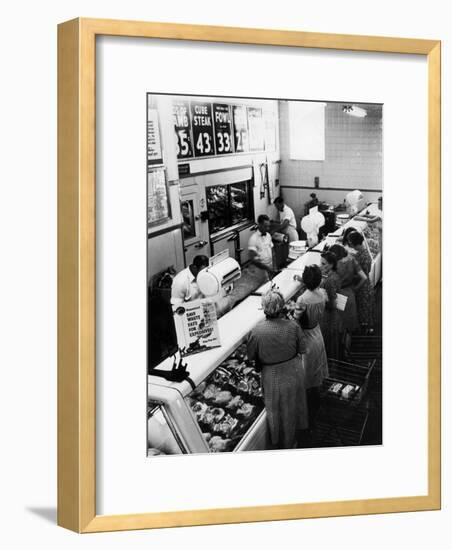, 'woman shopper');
320,251,342,360
329,243,366,352
247,290,308,449
347,231,375,331
340,226,359,252
294,265,328,432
